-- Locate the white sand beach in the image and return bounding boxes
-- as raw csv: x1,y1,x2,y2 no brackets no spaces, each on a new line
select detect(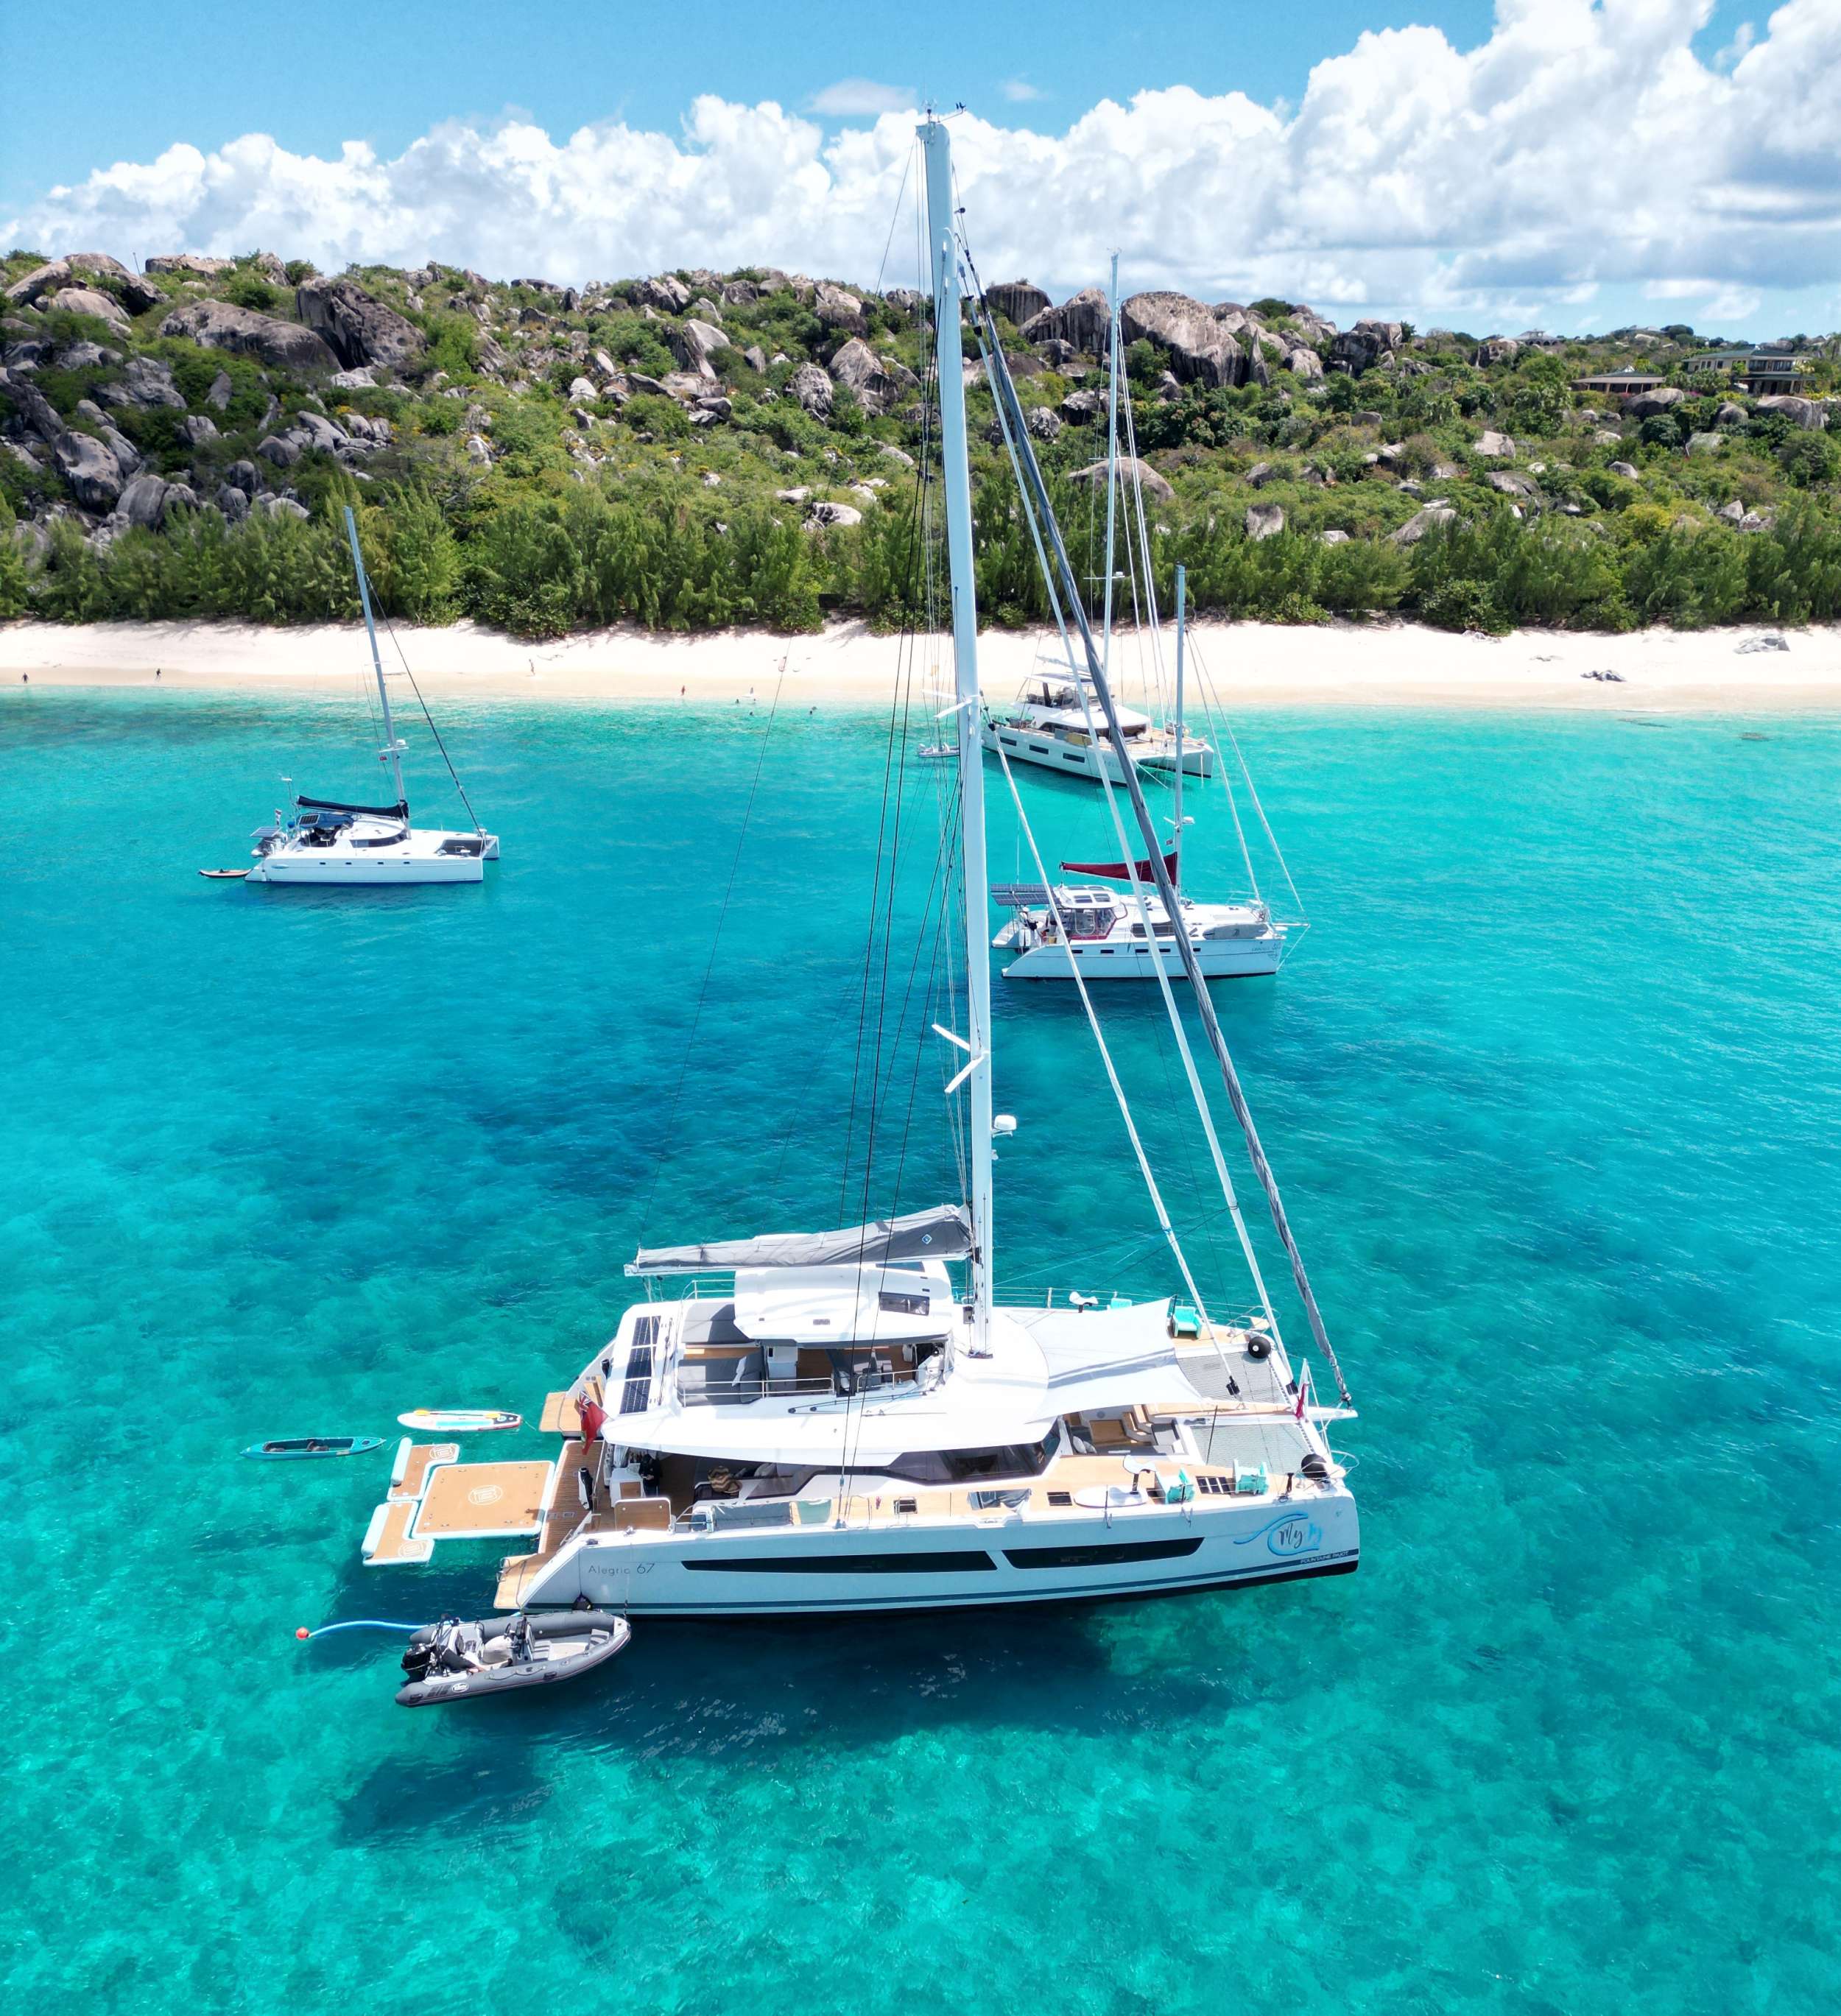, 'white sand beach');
2,616,1839,712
